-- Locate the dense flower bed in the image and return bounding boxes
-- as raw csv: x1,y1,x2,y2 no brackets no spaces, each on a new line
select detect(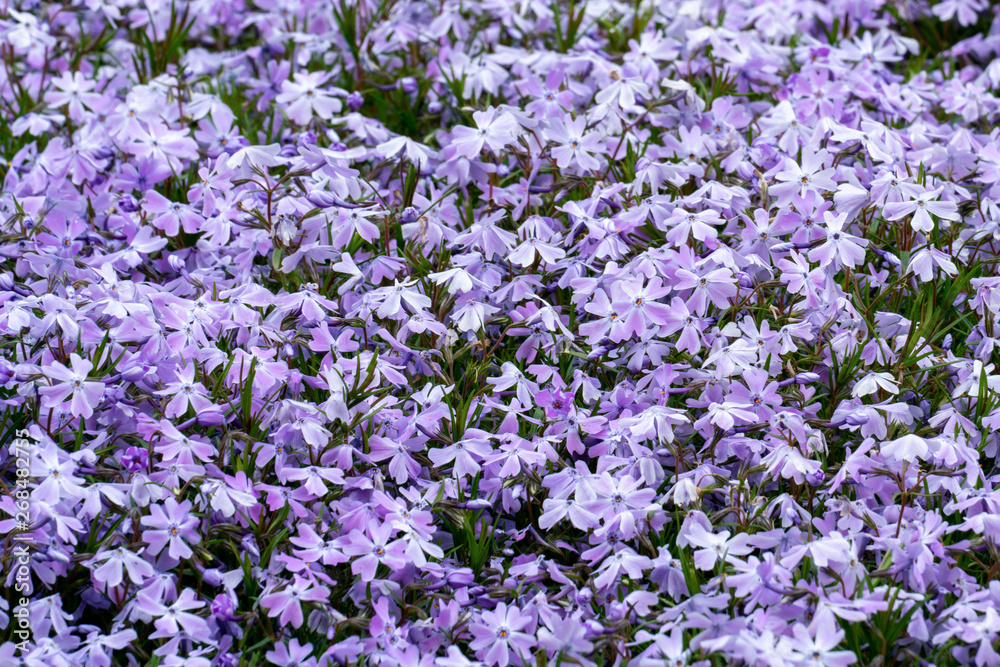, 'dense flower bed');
3,0,1000,665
